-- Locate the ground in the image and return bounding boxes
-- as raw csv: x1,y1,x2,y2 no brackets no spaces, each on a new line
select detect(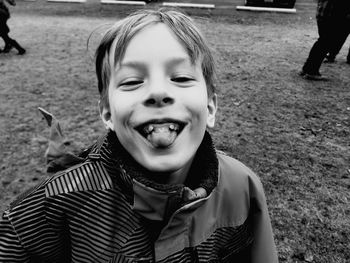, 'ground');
0,1,349,262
